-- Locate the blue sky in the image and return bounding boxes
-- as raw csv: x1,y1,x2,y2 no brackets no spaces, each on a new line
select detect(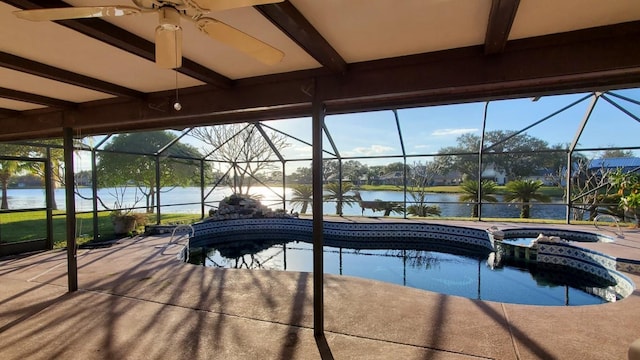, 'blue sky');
76,88,640,172
263,88,640,166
